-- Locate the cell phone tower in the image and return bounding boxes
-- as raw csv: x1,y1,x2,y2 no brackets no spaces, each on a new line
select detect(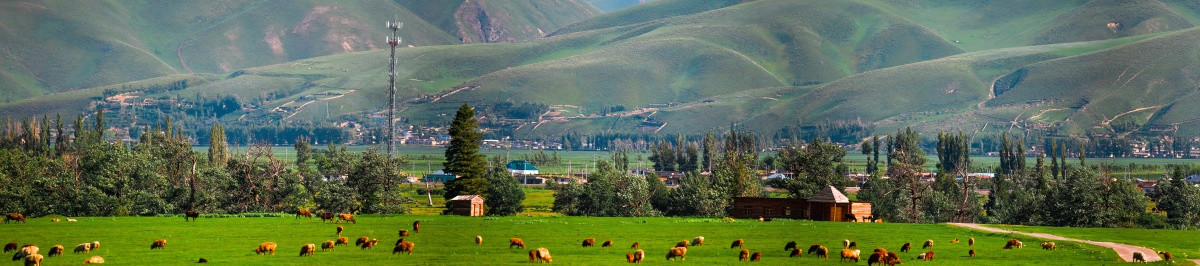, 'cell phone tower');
386,21,403,156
